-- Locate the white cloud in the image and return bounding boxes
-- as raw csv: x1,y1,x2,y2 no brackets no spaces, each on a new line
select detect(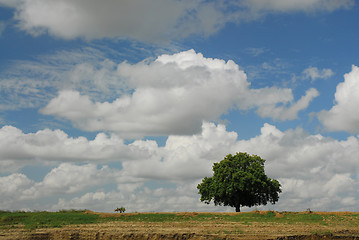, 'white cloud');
8,0,226,42
29,163,120,196
1,49,318,129
0,0,22,8
0,125,156,172
303,67,334,82
52,182,233,213
41,50,317,137
1,0,354,42
0,163,124,210
2,122,359,211
255,88,319,120
122,122,238,181
0,122,236,177
318,65,359,133
0,173,34,208
234,124,359,211
240,0,354,15
242,124,359,178
0,173,34,210
40,49,248,136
